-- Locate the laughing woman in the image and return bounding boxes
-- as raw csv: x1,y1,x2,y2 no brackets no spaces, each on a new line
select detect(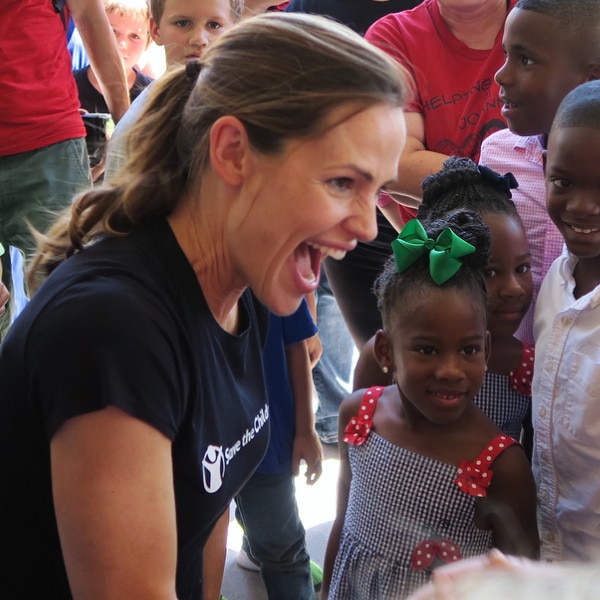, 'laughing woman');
0,12,408,600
